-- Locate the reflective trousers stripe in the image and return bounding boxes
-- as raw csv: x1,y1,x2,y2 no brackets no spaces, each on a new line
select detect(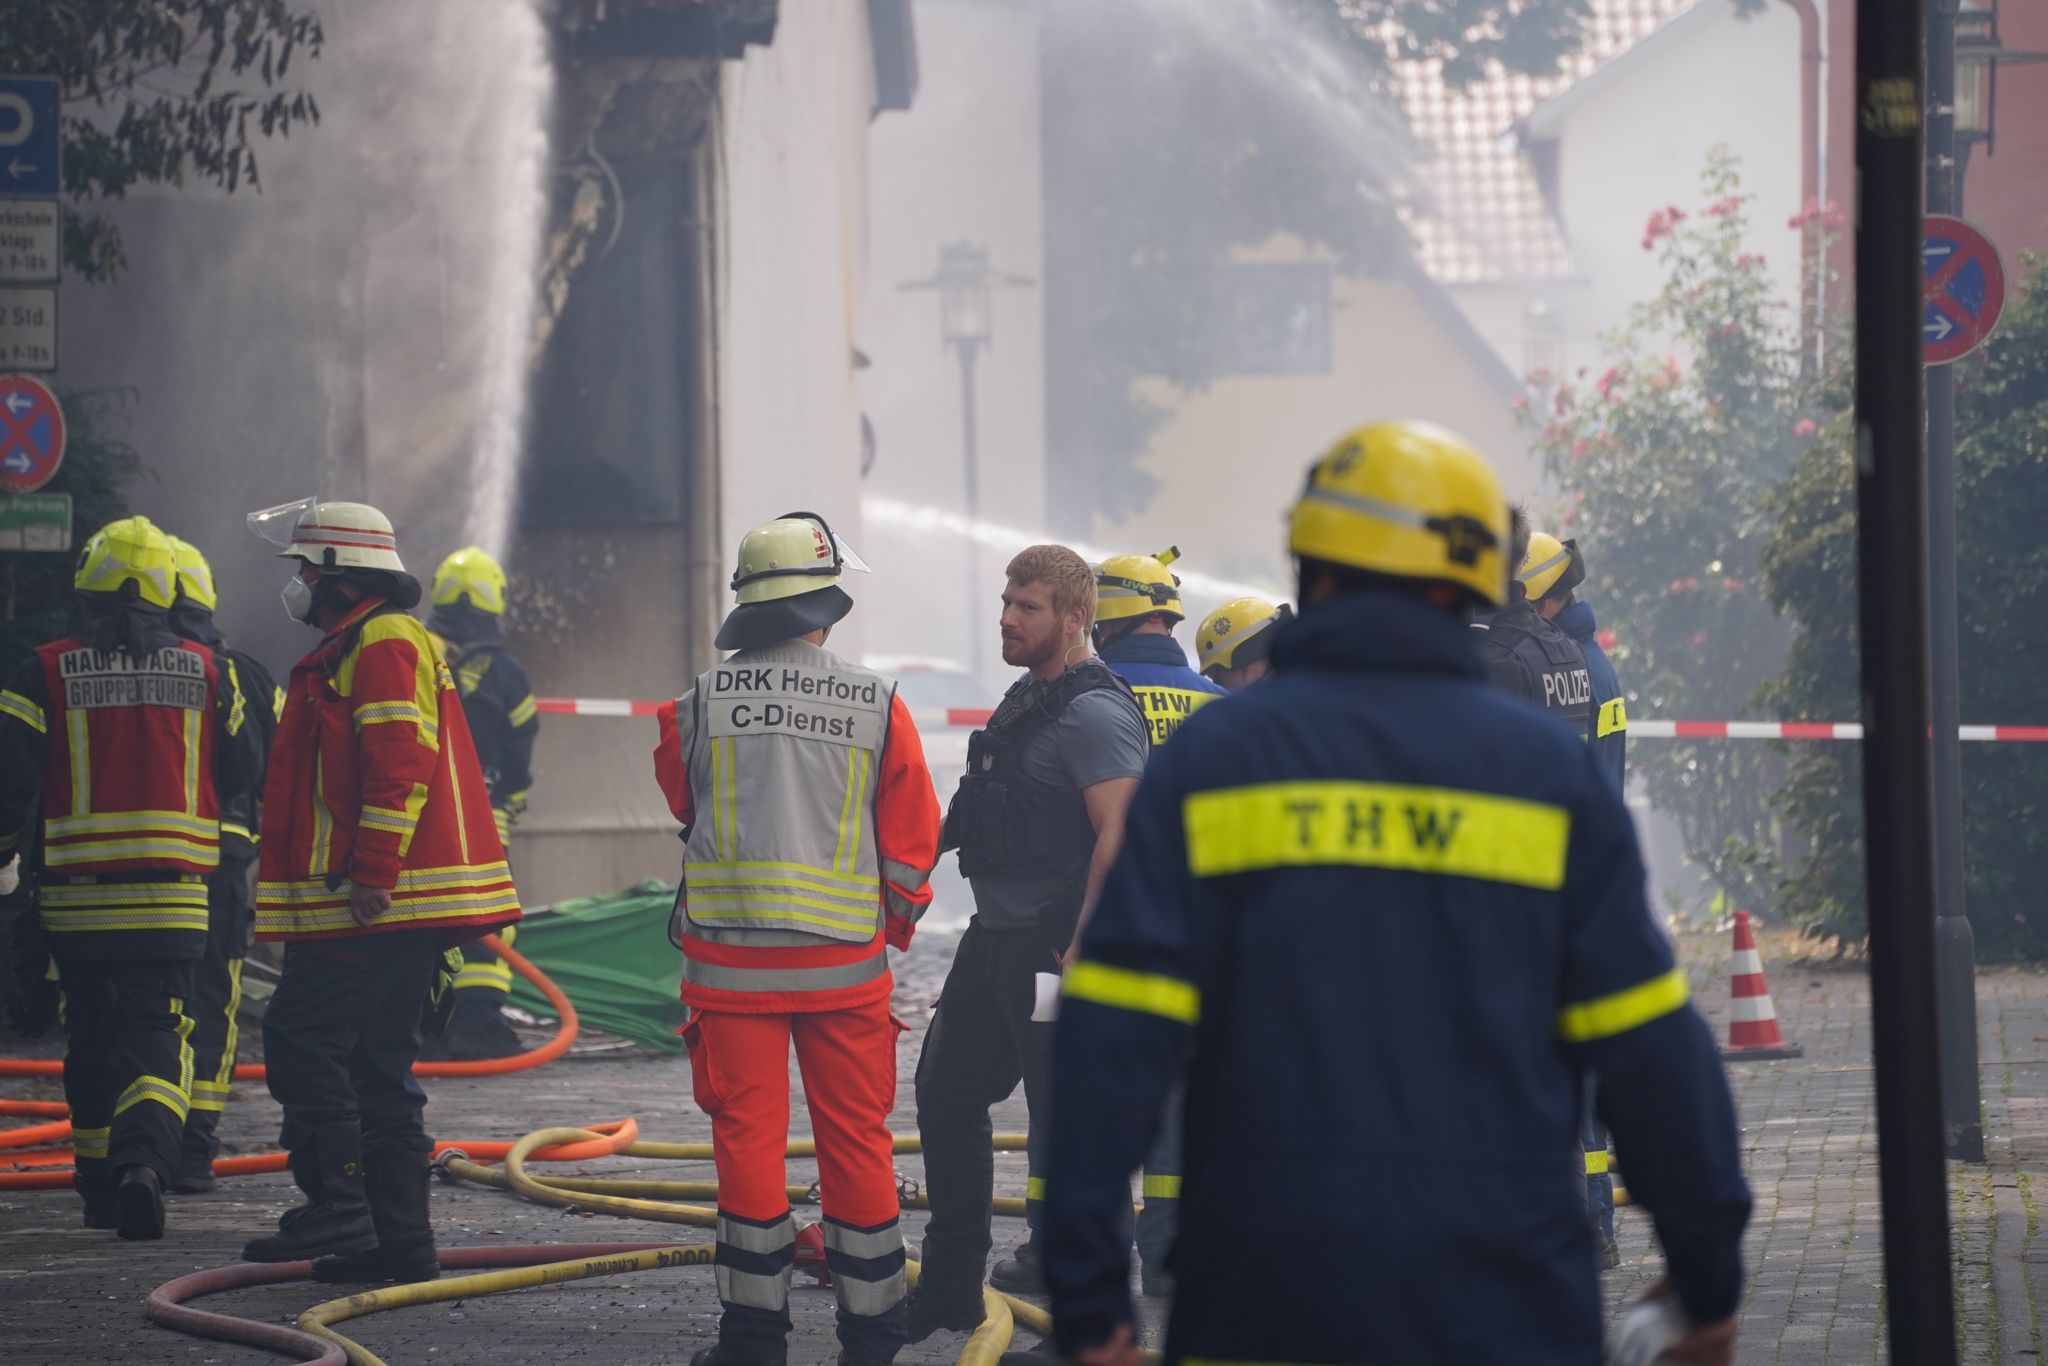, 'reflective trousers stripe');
72,1126,111,1160
823,1215,907,1317
681,949,888,997
1142,1174,1182,1200
1584,1148,1611,1175
715,1208,796,1311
